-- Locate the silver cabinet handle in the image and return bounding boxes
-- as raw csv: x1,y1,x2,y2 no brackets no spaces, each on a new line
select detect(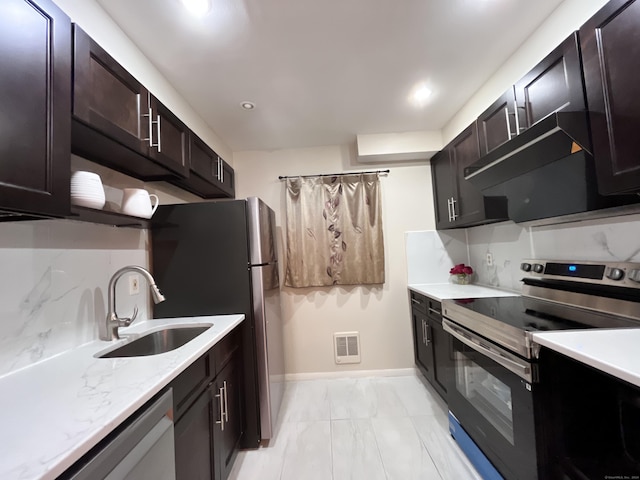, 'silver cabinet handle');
142,107,153,147
512,88,520,136
411,298,422,306
451,198,458,221
447,198,453,222
215,386,225,431
425,323,431,345
428,307,441,316
223,380,229,422
422,319,427,345
216,157,224,183
156,114,161,153
505,106,513,141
